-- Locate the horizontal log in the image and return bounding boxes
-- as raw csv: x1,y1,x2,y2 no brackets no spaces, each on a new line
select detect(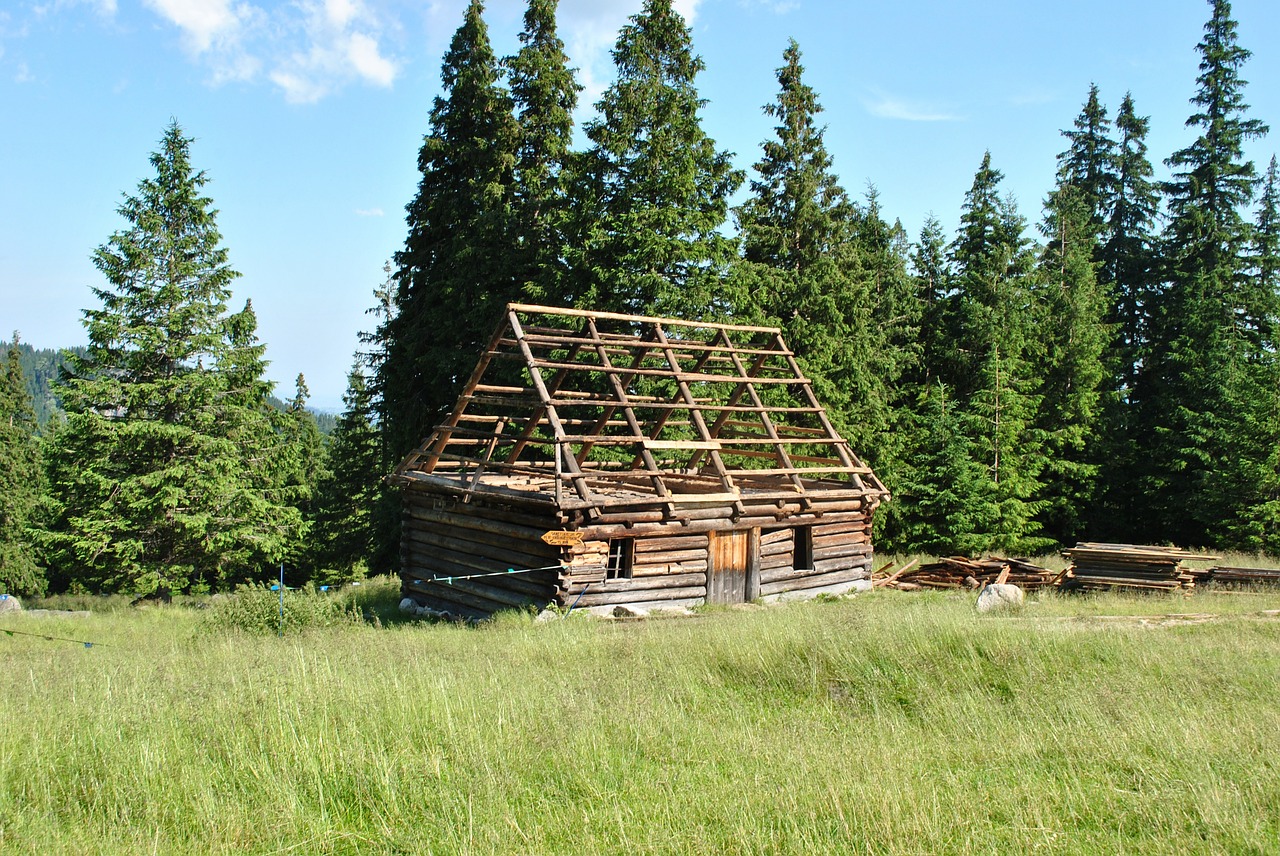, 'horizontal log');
761,557,792,571
567,596,707,612
631,561,709,577
760,528,794,546
563,572,706,595
404,503,563,544
407,573,543,609
760,557,870,585
761,540,794,558
811,519,869,537
402,549,559,599
634,535,709,553
760,566,869,597
812,542,875,562
814,554,872,574
403,525,560,568
405,579,515,614
558,585,707,607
